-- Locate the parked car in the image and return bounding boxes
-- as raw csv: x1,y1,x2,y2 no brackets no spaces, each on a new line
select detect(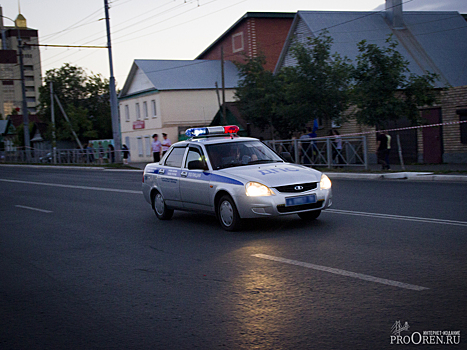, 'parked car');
142,126,332,231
